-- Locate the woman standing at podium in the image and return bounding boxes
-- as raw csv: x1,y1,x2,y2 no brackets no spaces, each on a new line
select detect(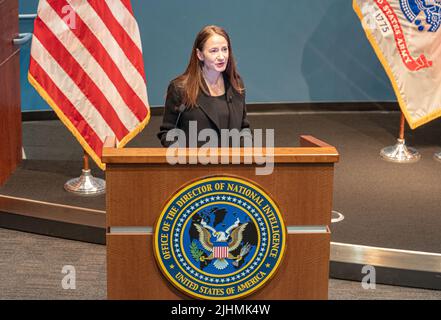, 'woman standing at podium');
157,25,251,147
